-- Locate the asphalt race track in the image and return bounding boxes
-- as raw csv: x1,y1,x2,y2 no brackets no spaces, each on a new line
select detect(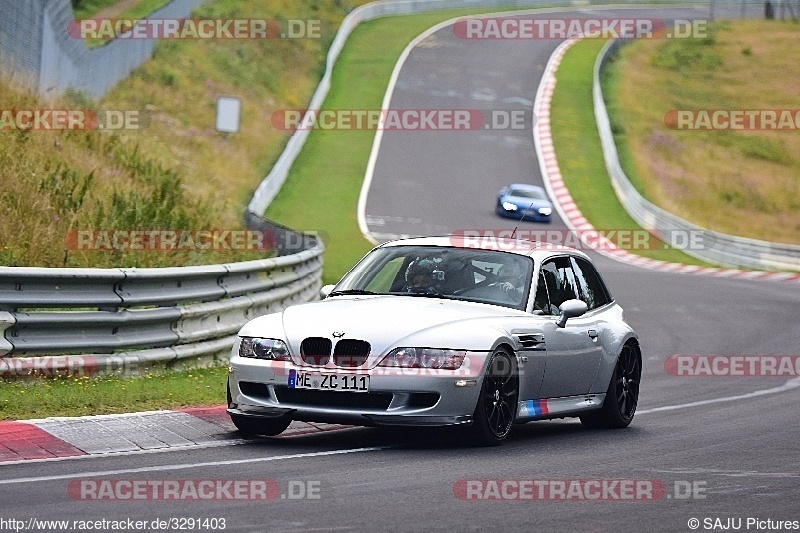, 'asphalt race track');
1,4,799,533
